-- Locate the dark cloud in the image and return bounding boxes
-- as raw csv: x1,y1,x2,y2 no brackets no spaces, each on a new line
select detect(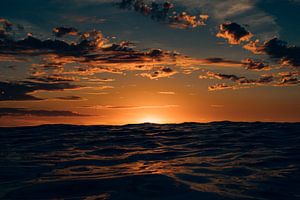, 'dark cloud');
212,73,241,81
217,22,253,45
279,77,300,85
203,68,300,90
0,81,81,101
200,71,279,91
0,19,248,81
0,23,192,73
203,57,241,65
55,96,84,101
201,71,247,83
203,70,300,91
0,81,41,101
208,83,234,91
0,27,107,57
276,71,300,86
83,104,179,110
139,66,177,79
0,18,13,31
53,27,79,37
244,38,300,68
117,0,208,29
0,35,87,56
28,75,77,83
204,71,275,84
0,18,13,40
242,58,271,71
0,108,88,117
256,75,274,84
